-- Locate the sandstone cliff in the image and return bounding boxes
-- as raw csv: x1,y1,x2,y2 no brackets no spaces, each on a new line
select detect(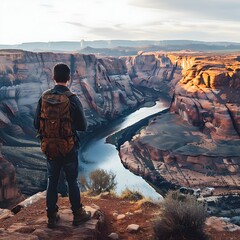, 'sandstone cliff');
122,52,182,94
0,50,176,206
171,54,240,140
118,53,240,194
